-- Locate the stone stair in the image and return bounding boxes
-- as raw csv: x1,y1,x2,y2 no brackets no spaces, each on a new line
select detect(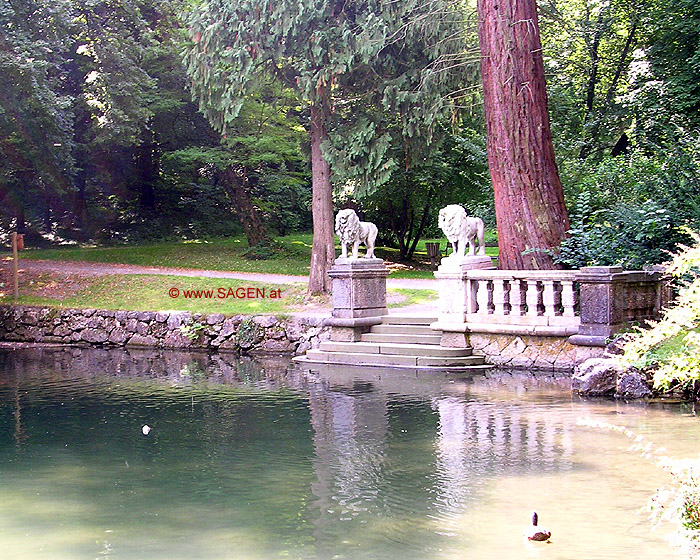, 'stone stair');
298,315,491,373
